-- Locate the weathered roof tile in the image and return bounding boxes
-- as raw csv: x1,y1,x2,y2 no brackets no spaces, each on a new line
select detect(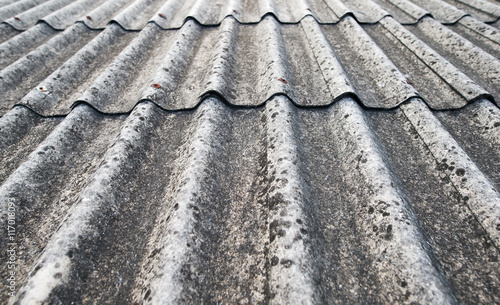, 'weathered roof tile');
1,1,499,304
